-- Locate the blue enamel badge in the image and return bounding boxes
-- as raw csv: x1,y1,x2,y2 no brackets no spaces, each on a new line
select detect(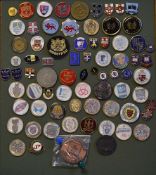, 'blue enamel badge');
70,52,80,66
74,37,87,51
